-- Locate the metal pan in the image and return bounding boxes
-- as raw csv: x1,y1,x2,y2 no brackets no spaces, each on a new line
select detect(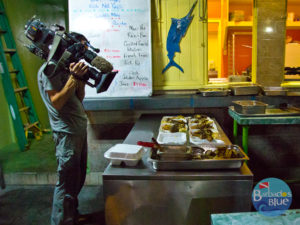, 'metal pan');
198,88,231,97
230,85,261,96
229,105,300,117
262,87,287,96
232,100,267,114
148,145,249,171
